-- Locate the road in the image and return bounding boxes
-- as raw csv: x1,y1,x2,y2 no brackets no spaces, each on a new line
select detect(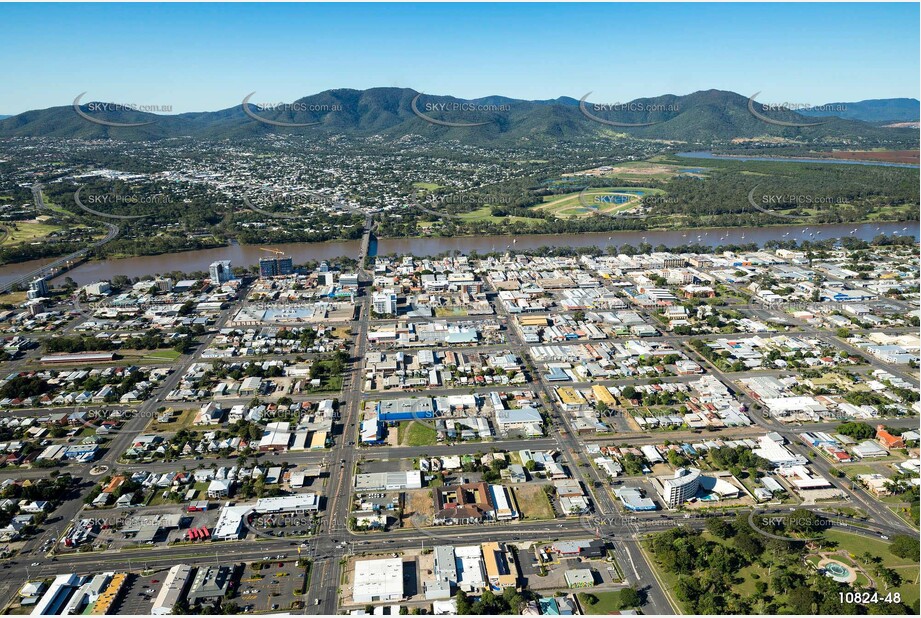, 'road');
1,184,119,293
